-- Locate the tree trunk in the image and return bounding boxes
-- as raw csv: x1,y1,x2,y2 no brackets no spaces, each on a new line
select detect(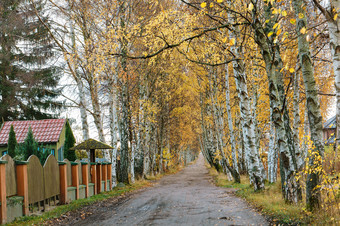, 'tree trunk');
109,82,119,187
252,2,301,202
267,108,278,183
293,0,325,210
225,66,241,183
